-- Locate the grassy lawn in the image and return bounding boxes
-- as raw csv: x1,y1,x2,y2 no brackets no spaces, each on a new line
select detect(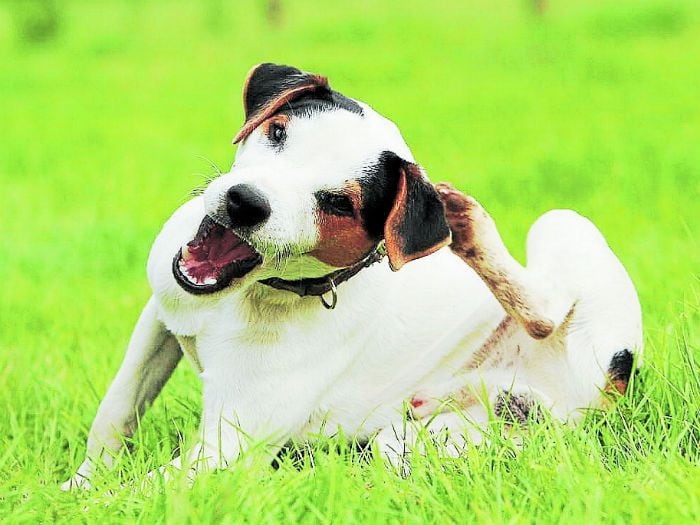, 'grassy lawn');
1,0,699,522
